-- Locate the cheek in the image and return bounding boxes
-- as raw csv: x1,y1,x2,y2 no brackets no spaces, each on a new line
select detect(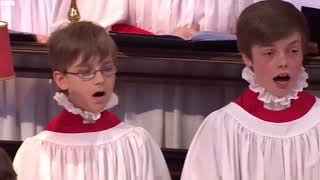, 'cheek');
68,88,84,101
292,60,303,68
253,64,271,81
289,54,303,66
106,77,115,90
289,58,303,72
68,82,89,98
291,65,302,78
103,79,115,102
